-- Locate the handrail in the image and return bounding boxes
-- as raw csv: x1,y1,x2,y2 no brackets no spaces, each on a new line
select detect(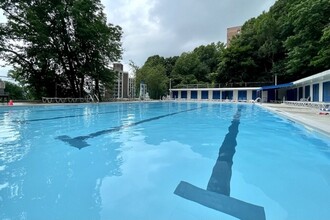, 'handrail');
94,94,99,102
283,101,330,109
